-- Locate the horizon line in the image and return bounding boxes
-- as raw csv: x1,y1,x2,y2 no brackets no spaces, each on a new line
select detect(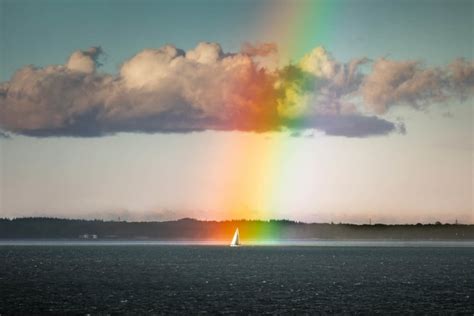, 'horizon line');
1,216,471,226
